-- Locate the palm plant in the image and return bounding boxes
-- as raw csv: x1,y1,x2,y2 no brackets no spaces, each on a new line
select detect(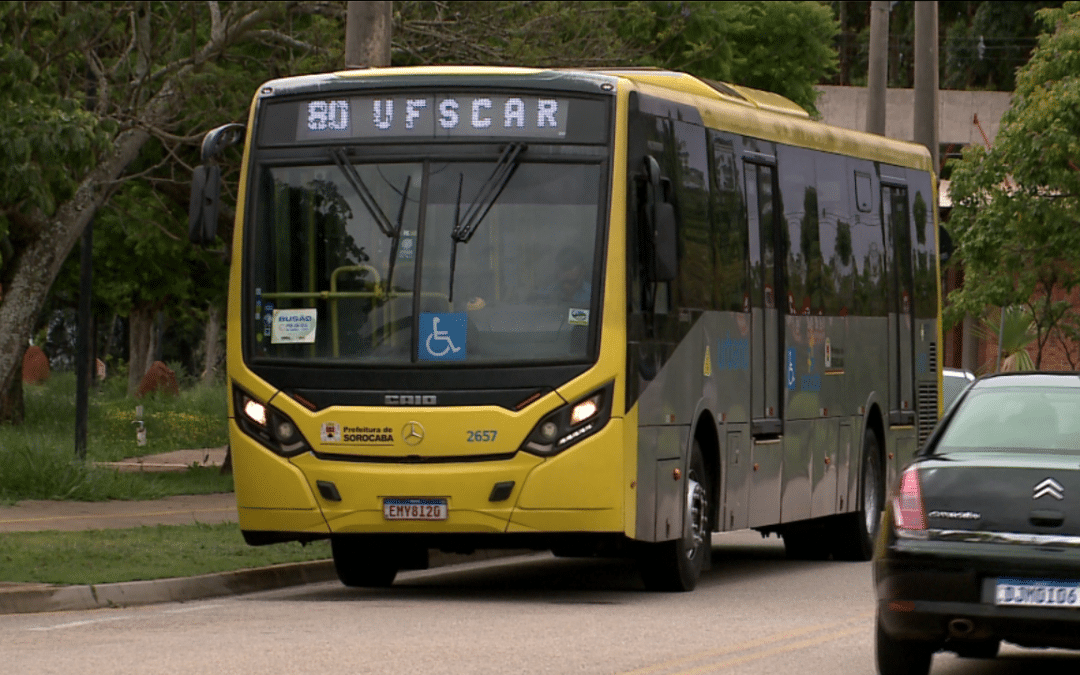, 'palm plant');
975,305,1035,373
